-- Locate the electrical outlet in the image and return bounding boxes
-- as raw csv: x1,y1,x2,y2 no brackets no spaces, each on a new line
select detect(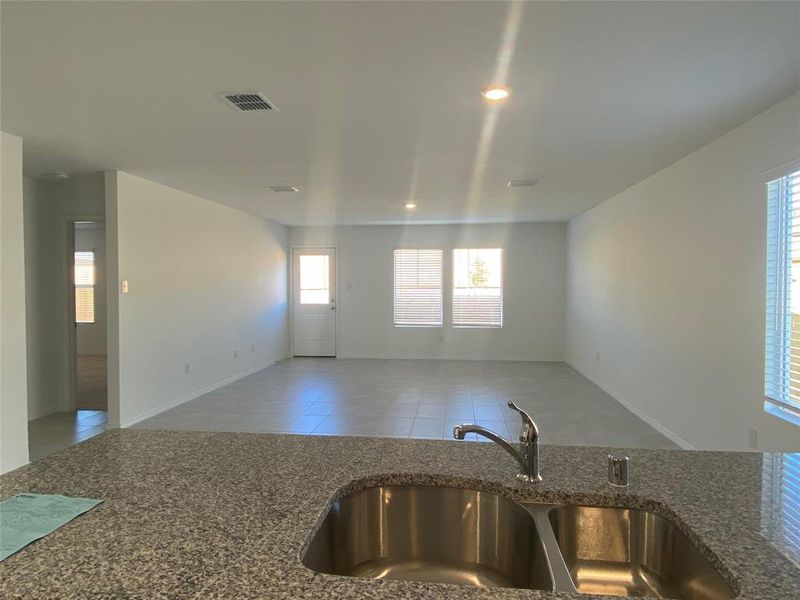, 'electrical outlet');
250,345,255,353
748,428,758,450
184,362,190,375
233,350,238,359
